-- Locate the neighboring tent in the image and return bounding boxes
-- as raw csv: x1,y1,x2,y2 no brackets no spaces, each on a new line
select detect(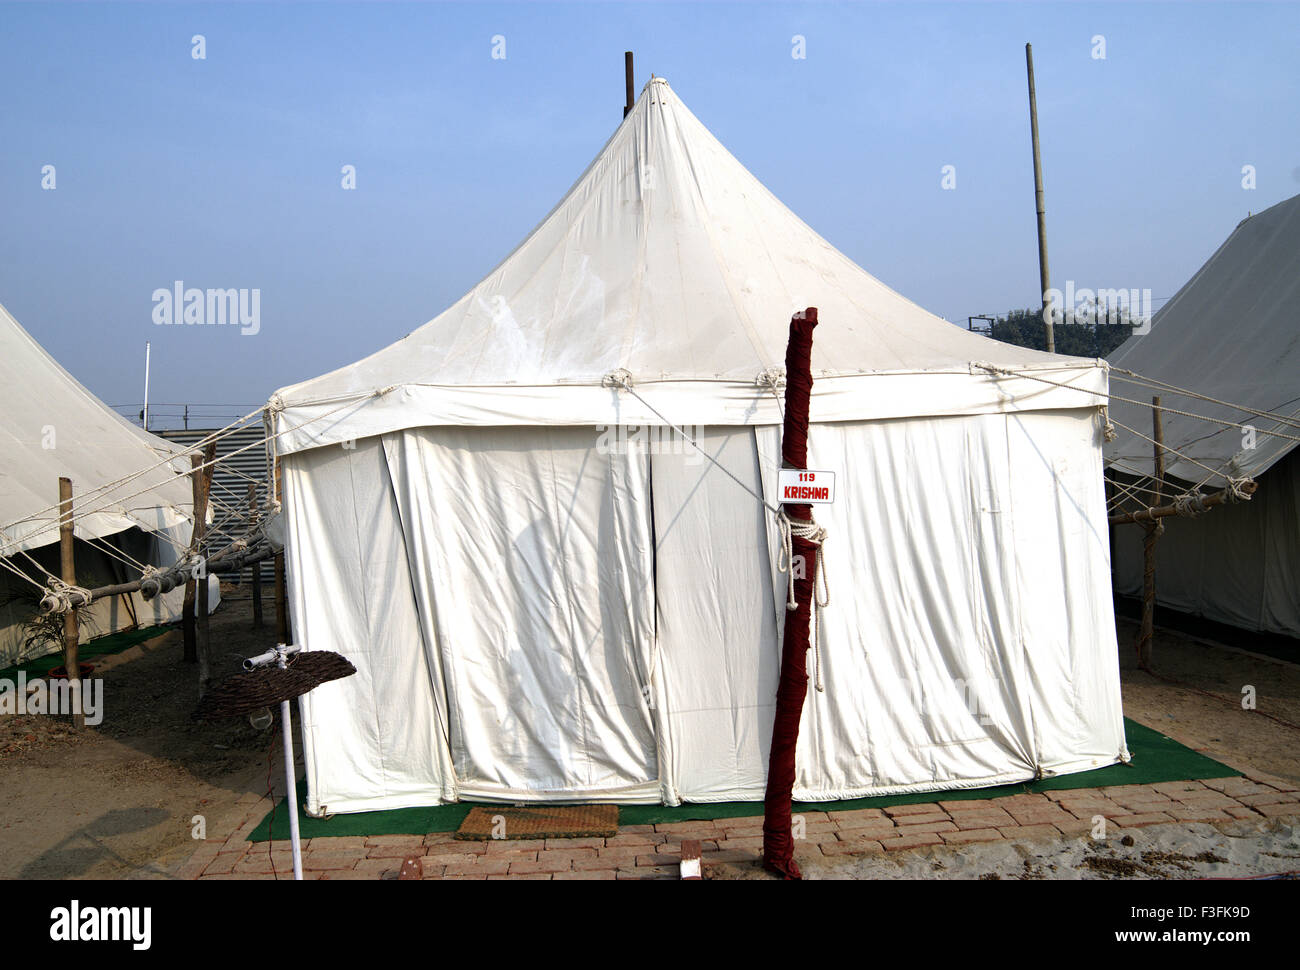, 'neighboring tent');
270,78,1126,814
0,301,215,666
1107,192,1300,638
